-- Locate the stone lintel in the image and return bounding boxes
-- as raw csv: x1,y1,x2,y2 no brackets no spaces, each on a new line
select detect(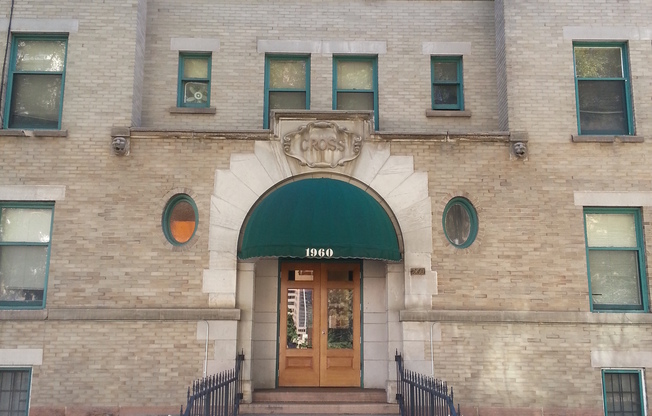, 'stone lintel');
0,349,43,366
1,308,240,321
0,18,79,33
0,185,66,201
170,38,220,52
400,309,652,325
574,191,652,207
591,350,652,368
